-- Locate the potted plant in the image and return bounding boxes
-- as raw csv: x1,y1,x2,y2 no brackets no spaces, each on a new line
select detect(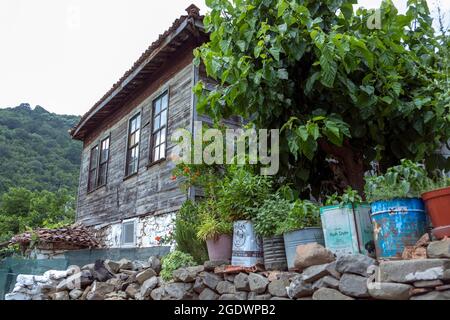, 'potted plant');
421,171,450,239
365,159,430,259
276,199,323,270
320,187,375,257
217,166,272,267
196,199,233,262
253,193,289,271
